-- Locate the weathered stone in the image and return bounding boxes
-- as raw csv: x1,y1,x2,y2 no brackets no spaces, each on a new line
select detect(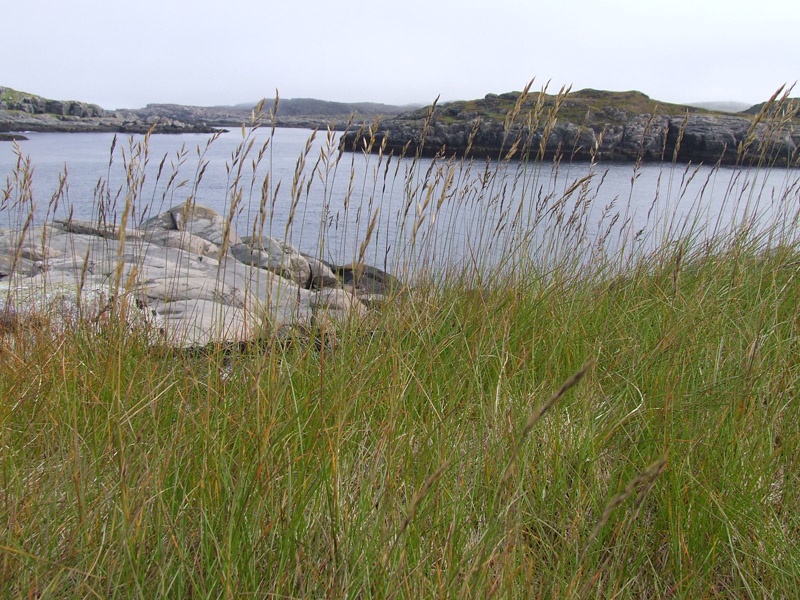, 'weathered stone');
310,288,366,316
142,204,242,247
335,263,403,296
303,254,340,289
143,229,221,259
234,236,311,287
0,280,155,338
0,226,63,262
0,203,398,348
45,100,67,115
0,255,45,278
239,267,314,329
53,218,143,241
358,293,387,308
148,298,259,348
341,90,800,166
